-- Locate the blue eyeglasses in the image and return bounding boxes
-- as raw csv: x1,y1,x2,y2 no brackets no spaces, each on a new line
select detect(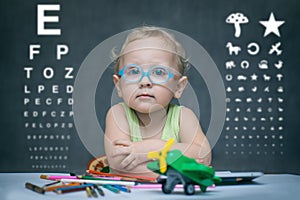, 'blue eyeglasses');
118,64,181,84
